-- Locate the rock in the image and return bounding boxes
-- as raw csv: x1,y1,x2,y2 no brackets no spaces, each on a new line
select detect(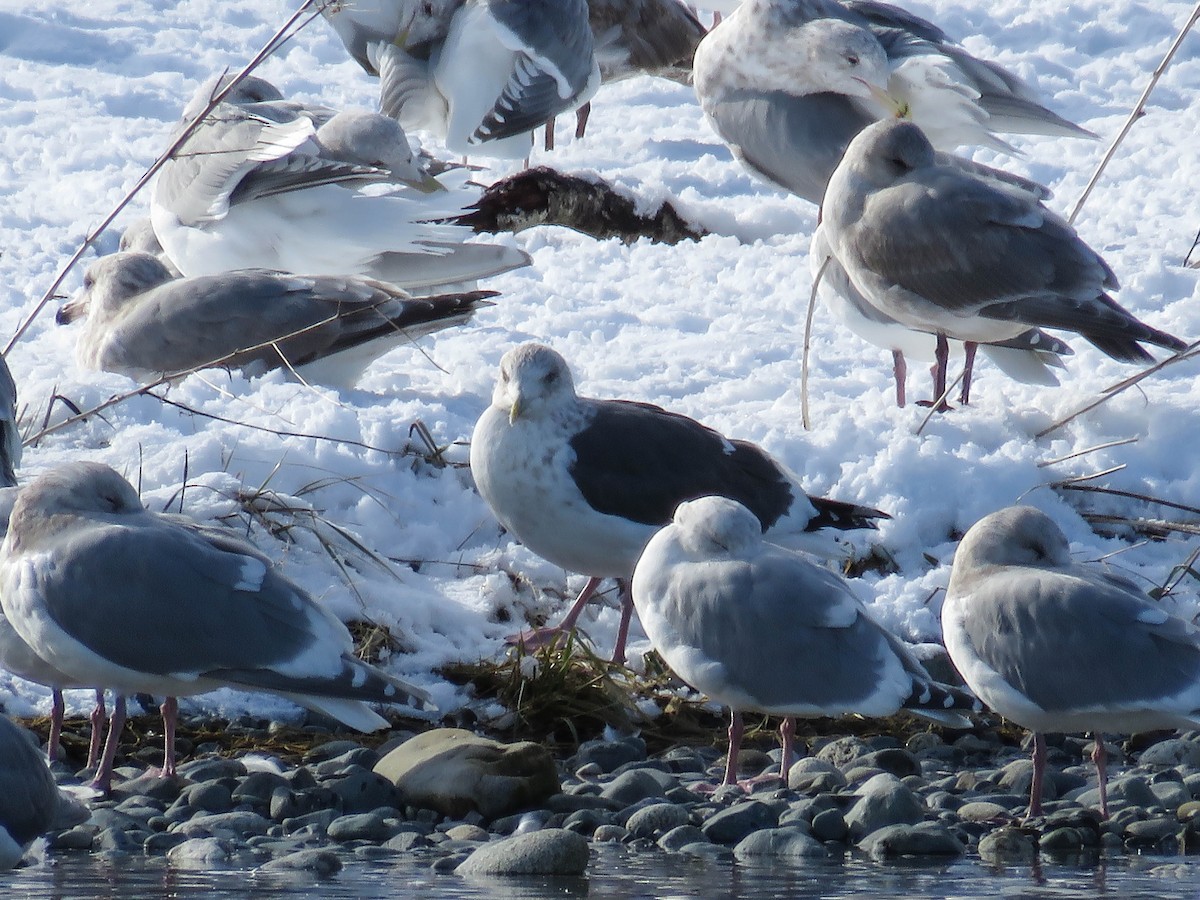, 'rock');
859,823,965,860
385,831,431,852
1124,817,1180,847
592,824,628,842
854,749,921,778
232,771,290,807
787,758,847,792
49,825,98,851
325,766,401,814
144,832,189,855
845,774,925,840
258,848,343,876
1039,827,1085,851
181,782,234,814
455,828,589,876
569,736,647,773
173,811,272,839
110,774,189,802
810,809,848,843
599,770,672,805
1139,738,1200,769
166,837,232,867
625,803,690,838
445,824,490,842
701,801,779,845
978,826,1037,864
815,737,870,769
997,759,1056,801
374,729,559,819
1151,780,1190,811
733,827,828,860
327,812,392,843
956,801,1010,823
658,825,708,851
177,758,246,782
